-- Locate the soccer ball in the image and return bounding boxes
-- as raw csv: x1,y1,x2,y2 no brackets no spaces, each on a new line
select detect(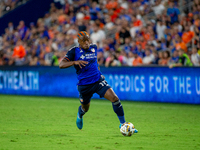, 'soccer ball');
120,122,136,136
